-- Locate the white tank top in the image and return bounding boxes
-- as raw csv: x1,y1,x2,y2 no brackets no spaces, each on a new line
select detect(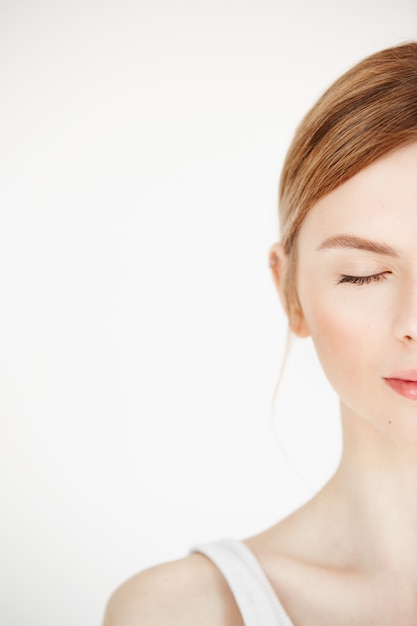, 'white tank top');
194,539,294,626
